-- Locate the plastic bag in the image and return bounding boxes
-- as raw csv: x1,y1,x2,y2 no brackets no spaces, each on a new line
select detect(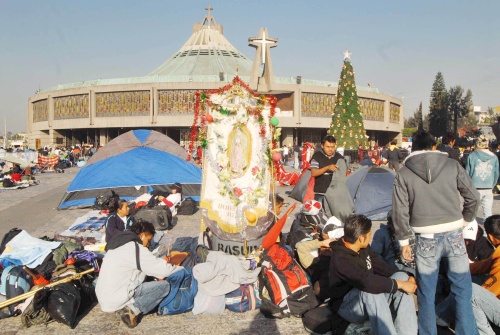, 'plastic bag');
46,283,81,328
